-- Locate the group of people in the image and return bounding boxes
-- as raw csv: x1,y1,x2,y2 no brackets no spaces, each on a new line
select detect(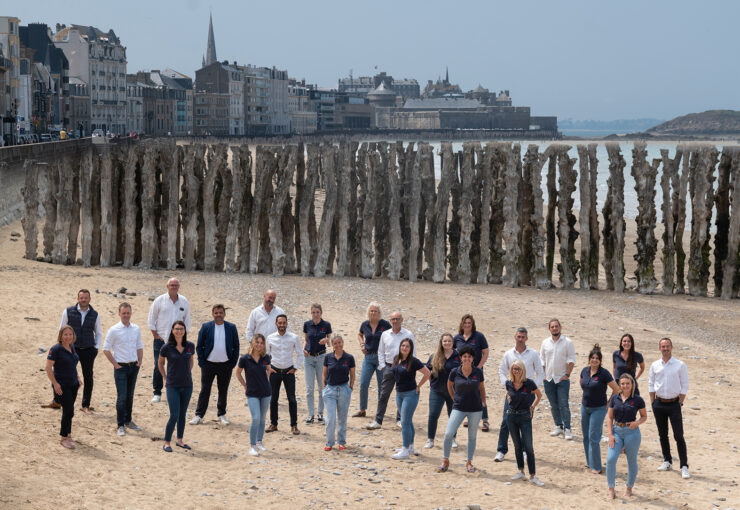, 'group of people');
44,280,691,498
